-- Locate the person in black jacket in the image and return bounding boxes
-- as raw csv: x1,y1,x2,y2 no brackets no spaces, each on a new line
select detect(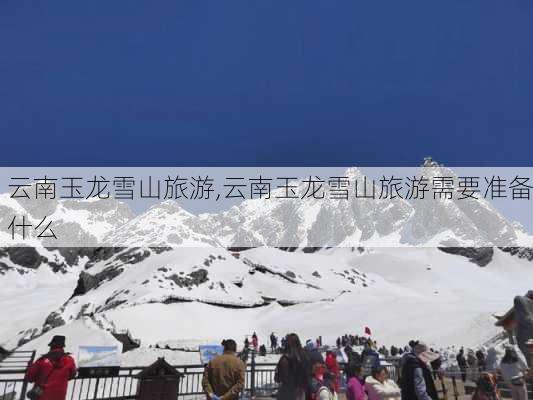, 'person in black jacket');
457,348,468,383
275,333,310,400
476,349,486,372
400,342,439,400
